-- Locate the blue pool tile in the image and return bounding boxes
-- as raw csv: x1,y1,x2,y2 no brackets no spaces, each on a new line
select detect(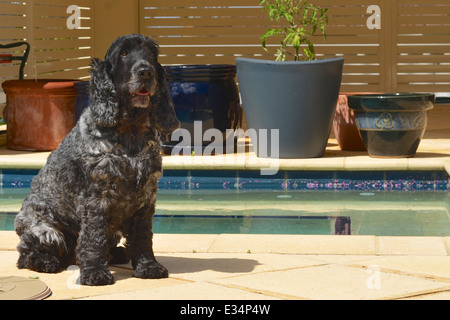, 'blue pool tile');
238,170,286,190
190,176,238,190
286,171,336,191
237,177,286,190
334,171,386,191
435,180,449,191
162,170,190,177
237,178,286,190
1,169,447,193
384,171,437,191
286,171,335,180
434,171,450,191
159,170,190,189
188,170,237,178
158,176,190,190
1,169,39,189
189,170,238,190
238,170,286,179
434,171,450,181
